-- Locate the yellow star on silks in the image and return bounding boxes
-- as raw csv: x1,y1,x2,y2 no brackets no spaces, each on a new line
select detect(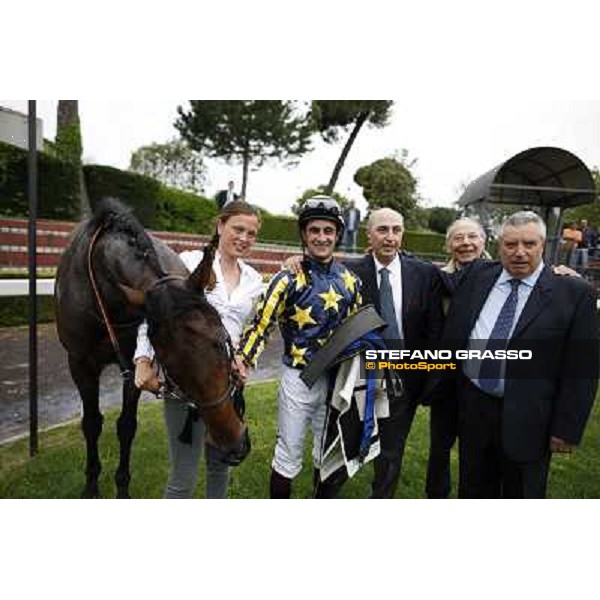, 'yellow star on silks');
319,285,343,312
290,304,317,330
290,343,308,367
316,335,330,347
341,269,357,294
295,270,308,291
